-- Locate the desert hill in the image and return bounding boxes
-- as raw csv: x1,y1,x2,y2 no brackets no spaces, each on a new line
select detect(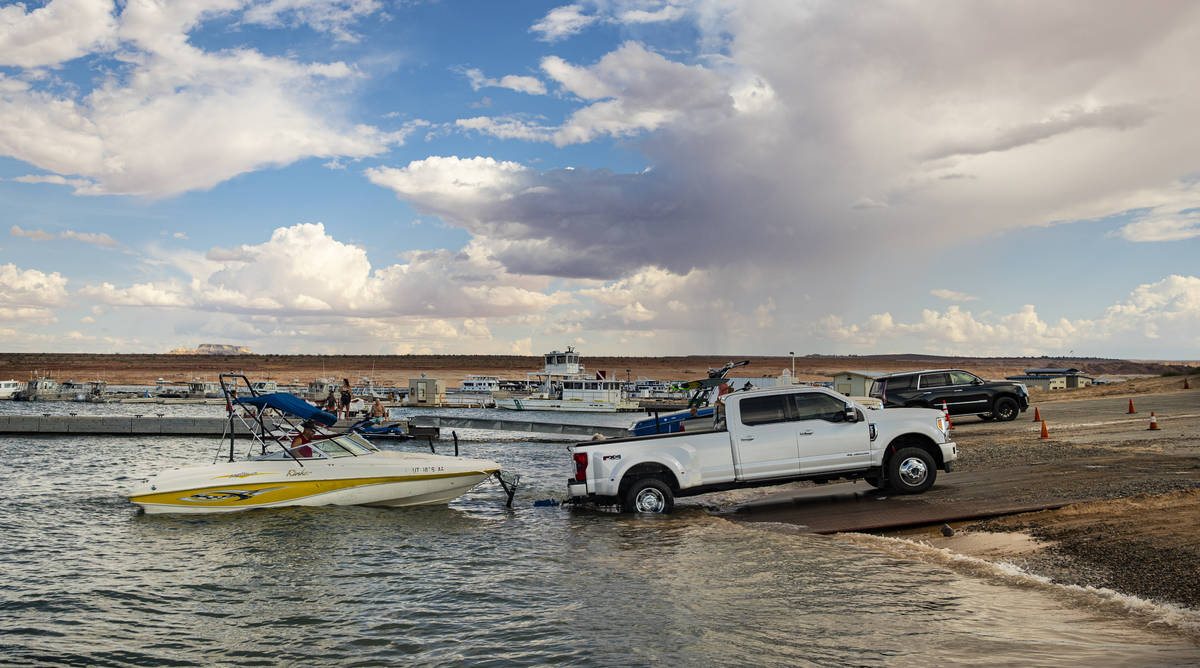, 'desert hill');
0,352,1192,388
